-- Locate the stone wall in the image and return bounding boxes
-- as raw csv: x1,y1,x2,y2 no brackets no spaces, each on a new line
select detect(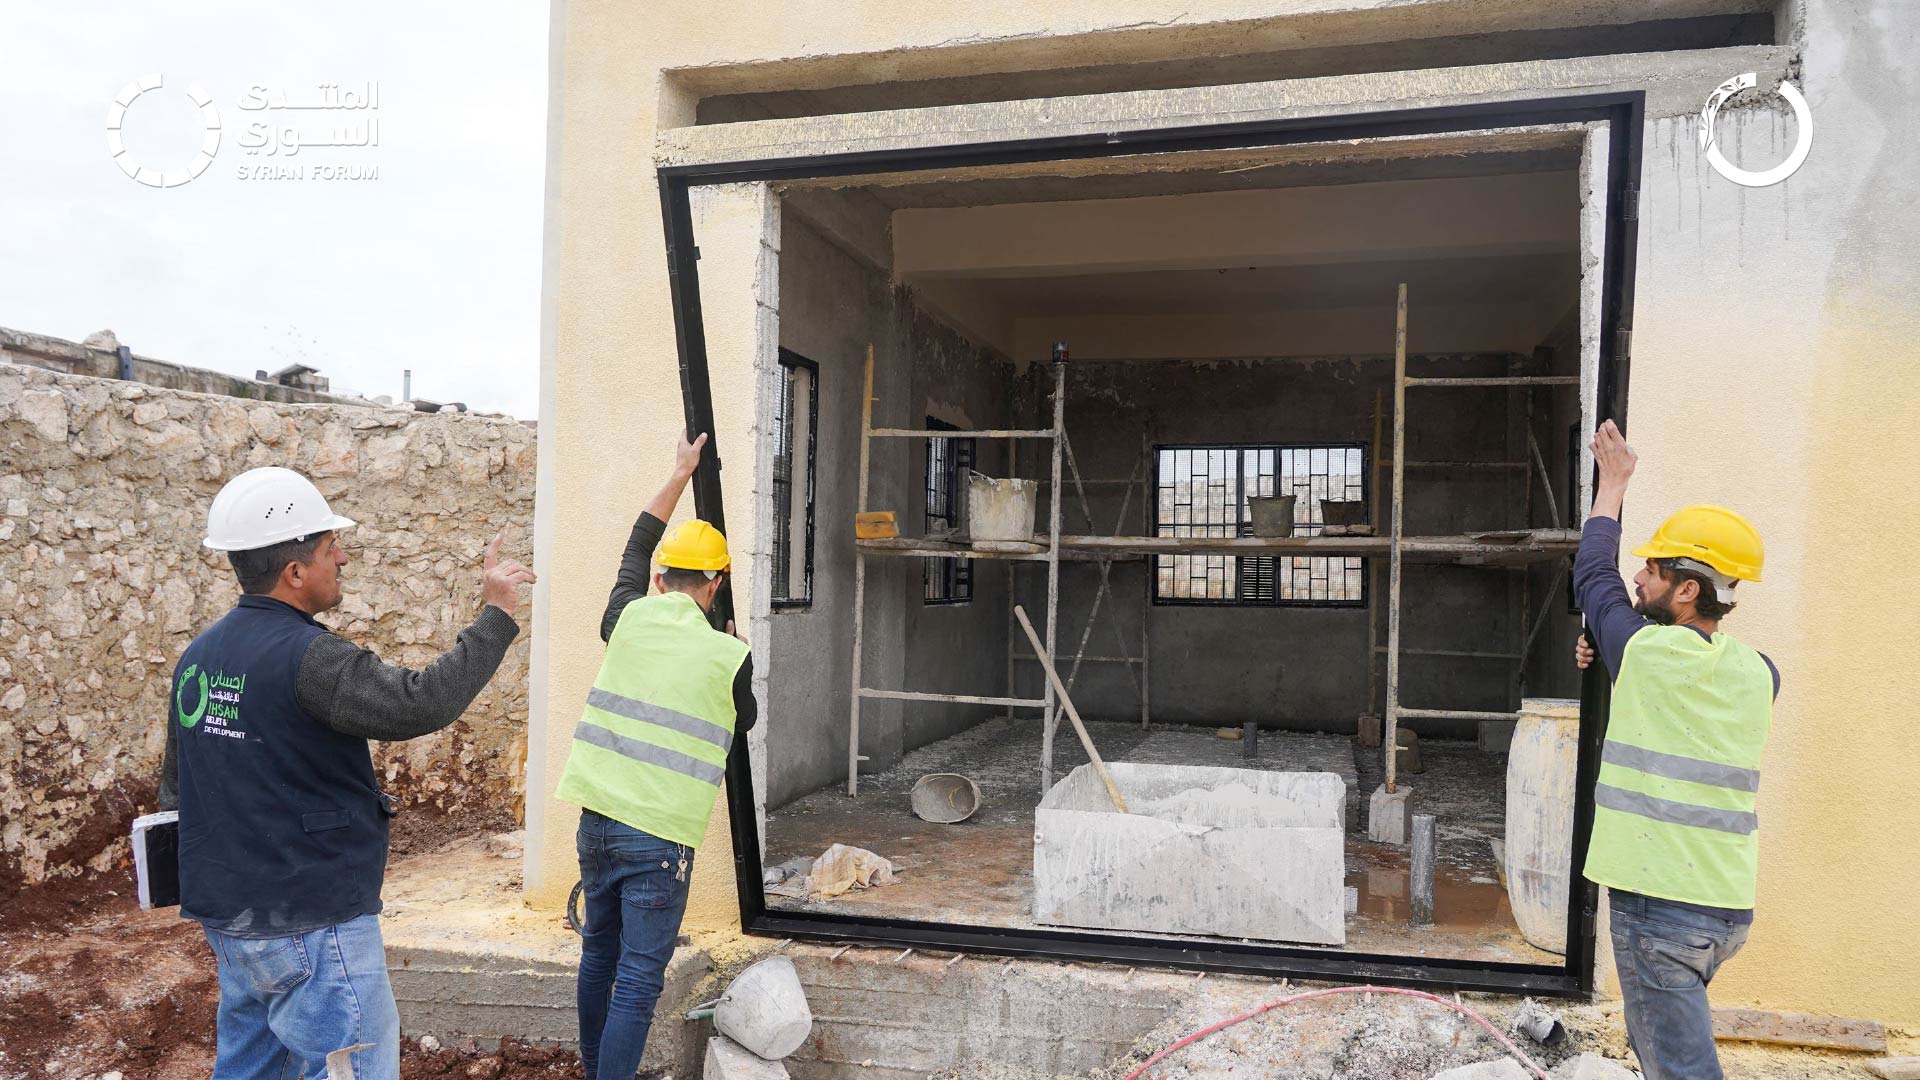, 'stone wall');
0,361,535,892
1,326,380,408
